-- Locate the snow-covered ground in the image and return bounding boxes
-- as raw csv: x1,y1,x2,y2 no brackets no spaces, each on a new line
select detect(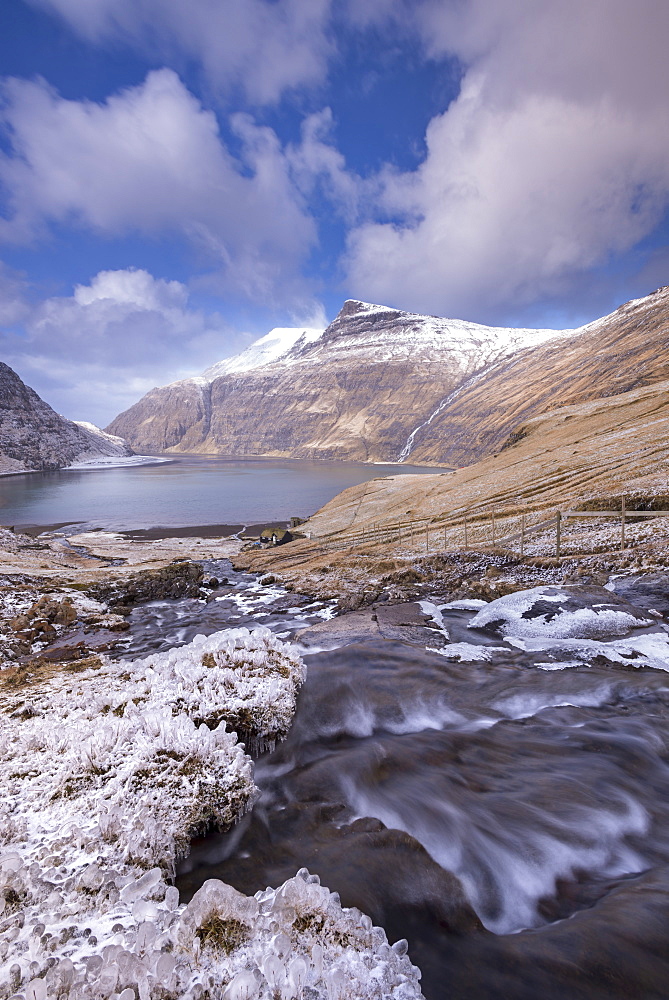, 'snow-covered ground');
0,627,423,1000
468,585,655,640
66,456,172,470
